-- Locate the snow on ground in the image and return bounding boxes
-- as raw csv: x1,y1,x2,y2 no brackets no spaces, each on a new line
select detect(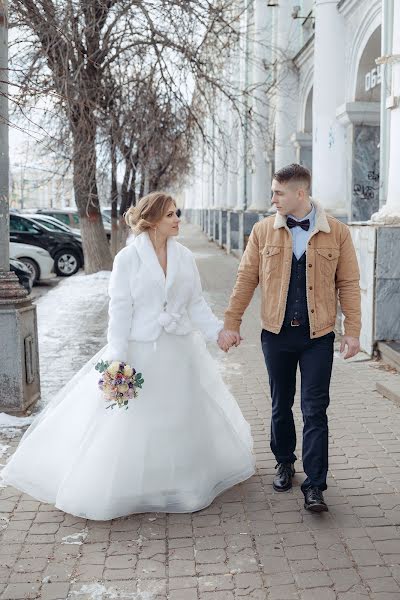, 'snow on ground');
0,414,34,427
34,271,110,413
0,414,35,439
68,582,162,600
62,527,88,545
